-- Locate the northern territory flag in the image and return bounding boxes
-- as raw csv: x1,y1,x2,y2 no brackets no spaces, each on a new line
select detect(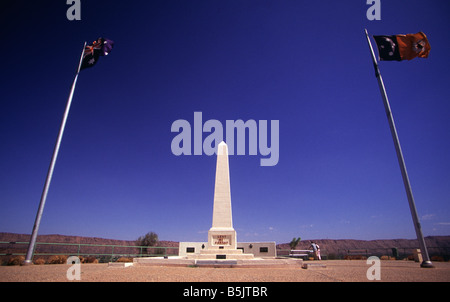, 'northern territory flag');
373,32,430,61
80,38,114,70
